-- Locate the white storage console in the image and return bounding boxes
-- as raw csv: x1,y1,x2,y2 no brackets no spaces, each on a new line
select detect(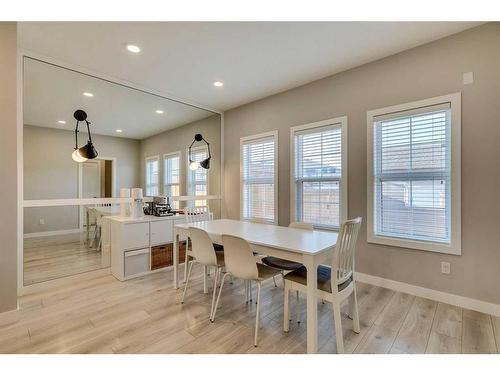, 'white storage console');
108,214,186,281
